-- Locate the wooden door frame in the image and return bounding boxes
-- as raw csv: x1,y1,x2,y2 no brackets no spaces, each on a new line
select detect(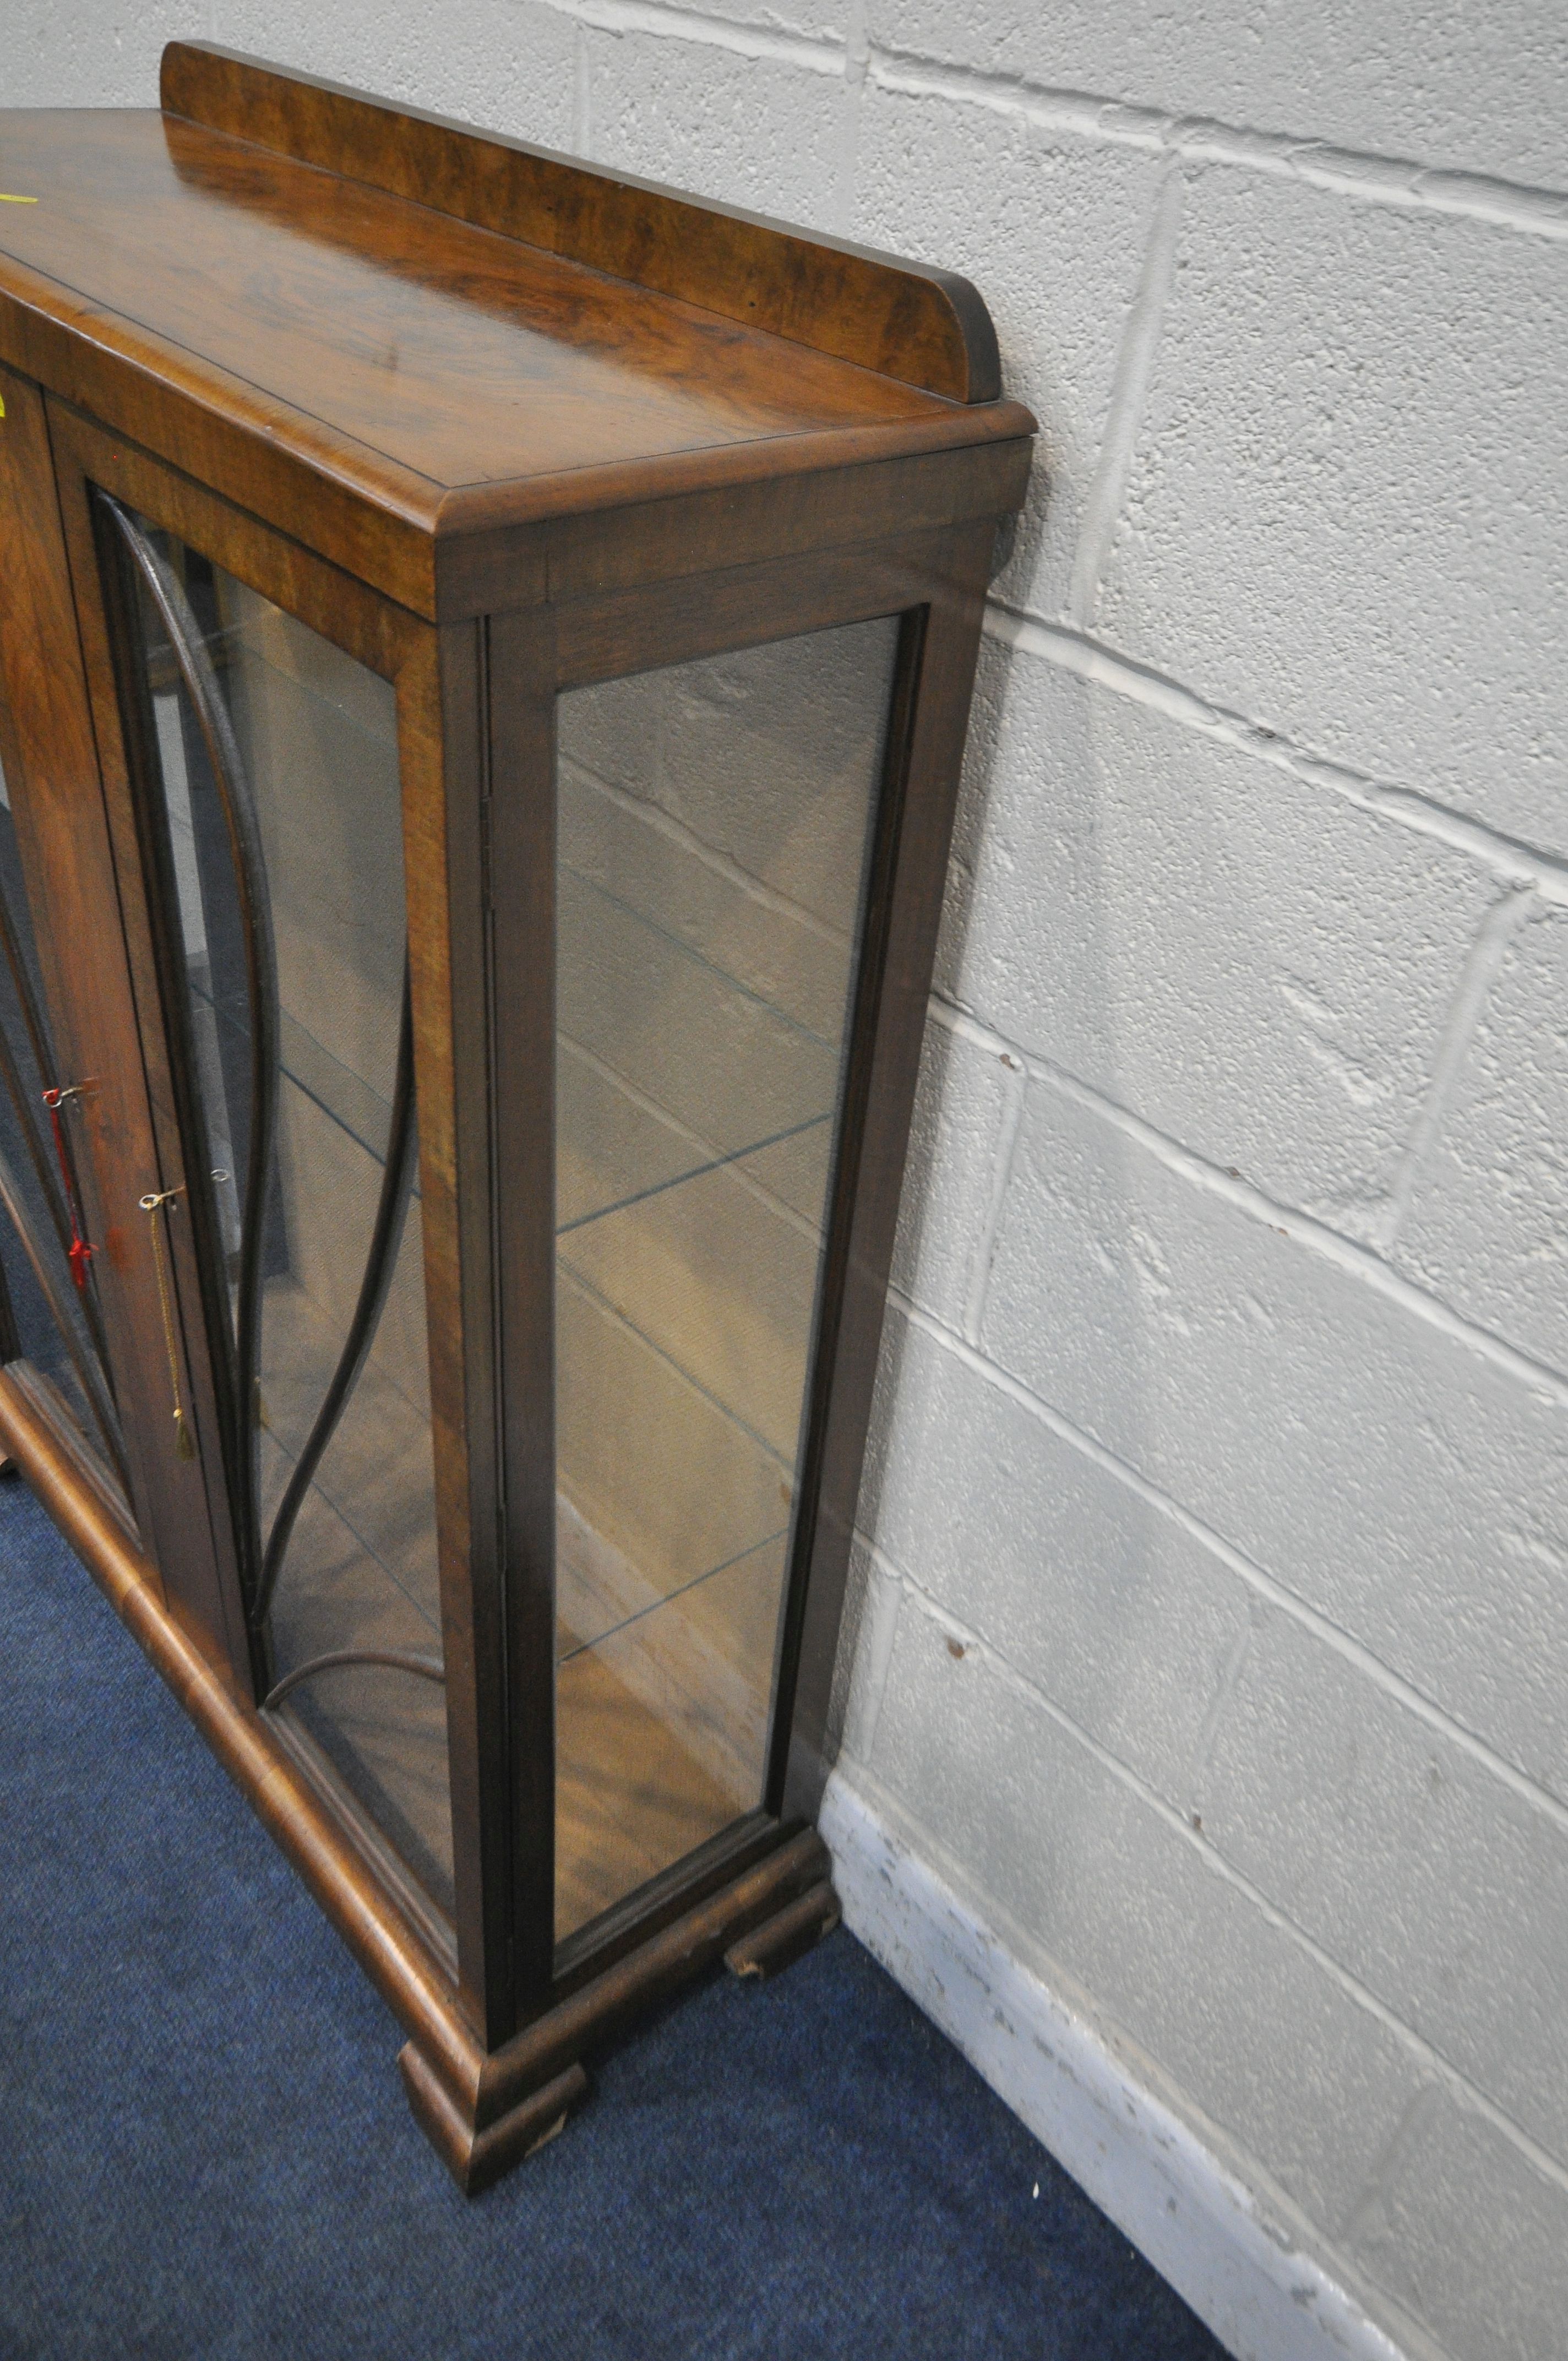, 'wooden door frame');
0,363,232,1666
486,512,996,2021
4,385,1005,2166
43,400,513,2026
